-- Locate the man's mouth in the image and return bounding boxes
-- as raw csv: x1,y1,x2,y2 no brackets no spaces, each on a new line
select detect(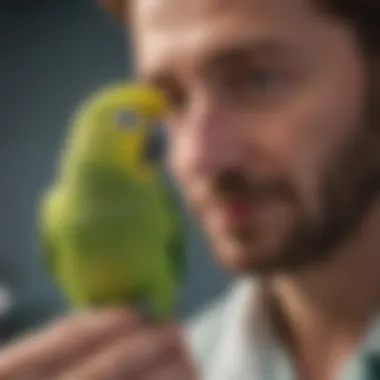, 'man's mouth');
208,198,272,231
